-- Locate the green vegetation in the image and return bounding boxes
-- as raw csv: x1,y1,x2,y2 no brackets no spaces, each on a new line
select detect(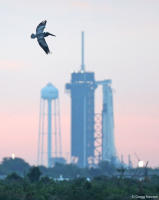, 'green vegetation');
0,171,159,200
0,157,30,176
0,157,159,199
0,157,117,178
